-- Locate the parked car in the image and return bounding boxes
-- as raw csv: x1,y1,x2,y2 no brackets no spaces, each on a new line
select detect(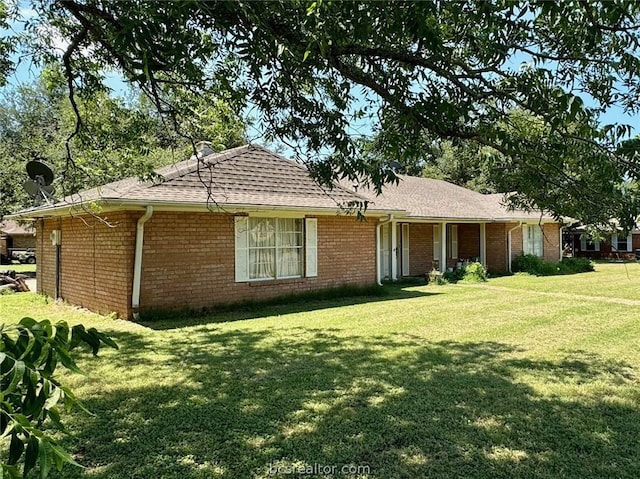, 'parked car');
11,249,36,264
